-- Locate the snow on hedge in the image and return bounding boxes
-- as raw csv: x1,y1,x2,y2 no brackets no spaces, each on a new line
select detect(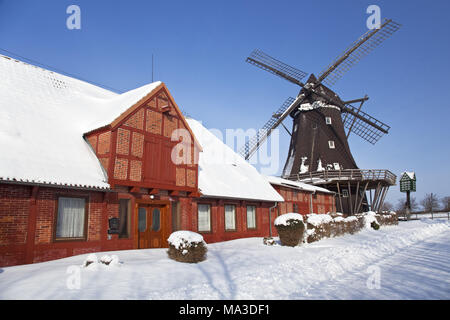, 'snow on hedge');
274,213,304,226
168,231,206,249
306,213,333,226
